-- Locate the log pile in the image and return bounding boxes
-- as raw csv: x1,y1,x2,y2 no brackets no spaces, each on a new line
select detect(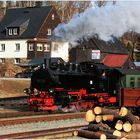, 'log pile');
74,106,140,139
